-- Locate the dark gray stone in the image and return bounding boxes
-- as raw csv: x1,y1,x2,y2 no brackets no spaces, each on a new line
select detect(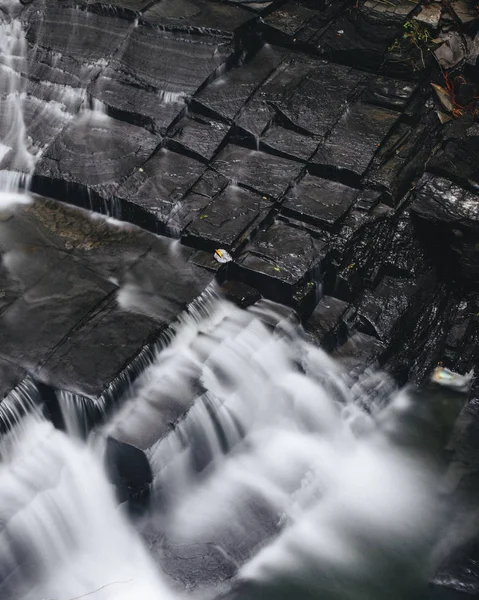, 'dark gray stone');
236,218,326,303
411,174,479,285
193,45,285,122
259,59,365,137
116,148,207,233
33,112,159,201
169,114,230,161
0,255,115,370
212,144,303,199
219,280,261,308
361,75,418,112
89,27,231,134
311,102,399,179
105,437,152,507
283,175,358,227
413,175,479,230
427,120,479,189
184,184,271,251
261,125,320,162
39,298,162,399
304,295,348,351
353,277,417,342
263,0,320,38
26,4,131,86
315,0,418,72
142,0,254,34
